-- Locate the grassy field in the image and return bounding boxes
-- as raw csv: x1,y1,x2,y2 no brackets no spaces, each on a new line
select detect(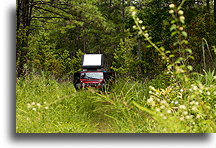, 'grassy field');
16,71,216,133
